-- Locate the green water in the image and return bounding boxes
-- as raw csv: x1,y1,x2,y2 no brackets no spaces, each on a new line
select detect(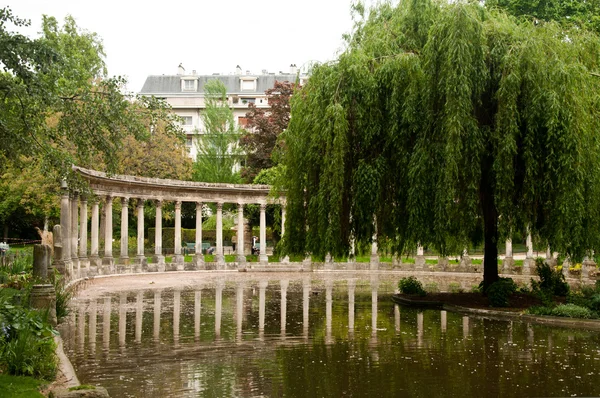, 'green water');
61,276,600,397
